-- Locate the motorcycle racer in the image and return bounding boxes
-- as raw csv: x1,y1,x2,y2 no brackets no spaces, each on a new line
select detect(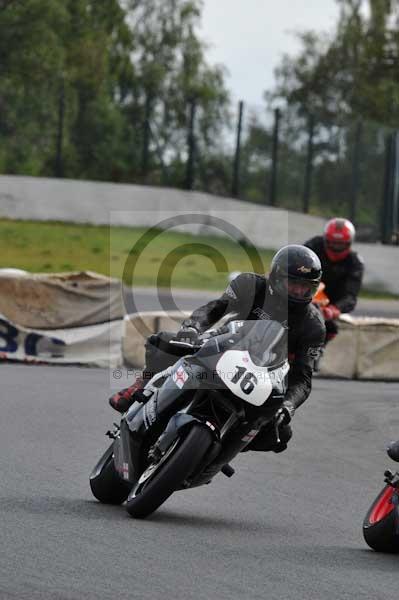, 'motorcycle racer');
305,218,364,343
110,244,326,454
